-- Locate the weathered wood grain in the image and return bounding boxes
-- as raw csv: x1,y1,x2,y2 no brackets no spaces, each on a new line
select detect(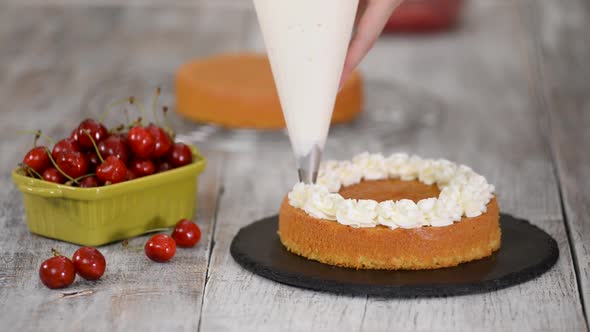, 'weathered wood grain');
199,1,588,331
520,0,590,323
3,0,253,9
0,0,589,331
0,5,239,331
